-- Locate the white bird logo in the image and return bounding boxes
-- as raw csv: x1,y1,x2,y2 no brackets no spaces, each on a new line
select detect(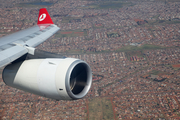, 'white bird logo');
39,14,46,21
